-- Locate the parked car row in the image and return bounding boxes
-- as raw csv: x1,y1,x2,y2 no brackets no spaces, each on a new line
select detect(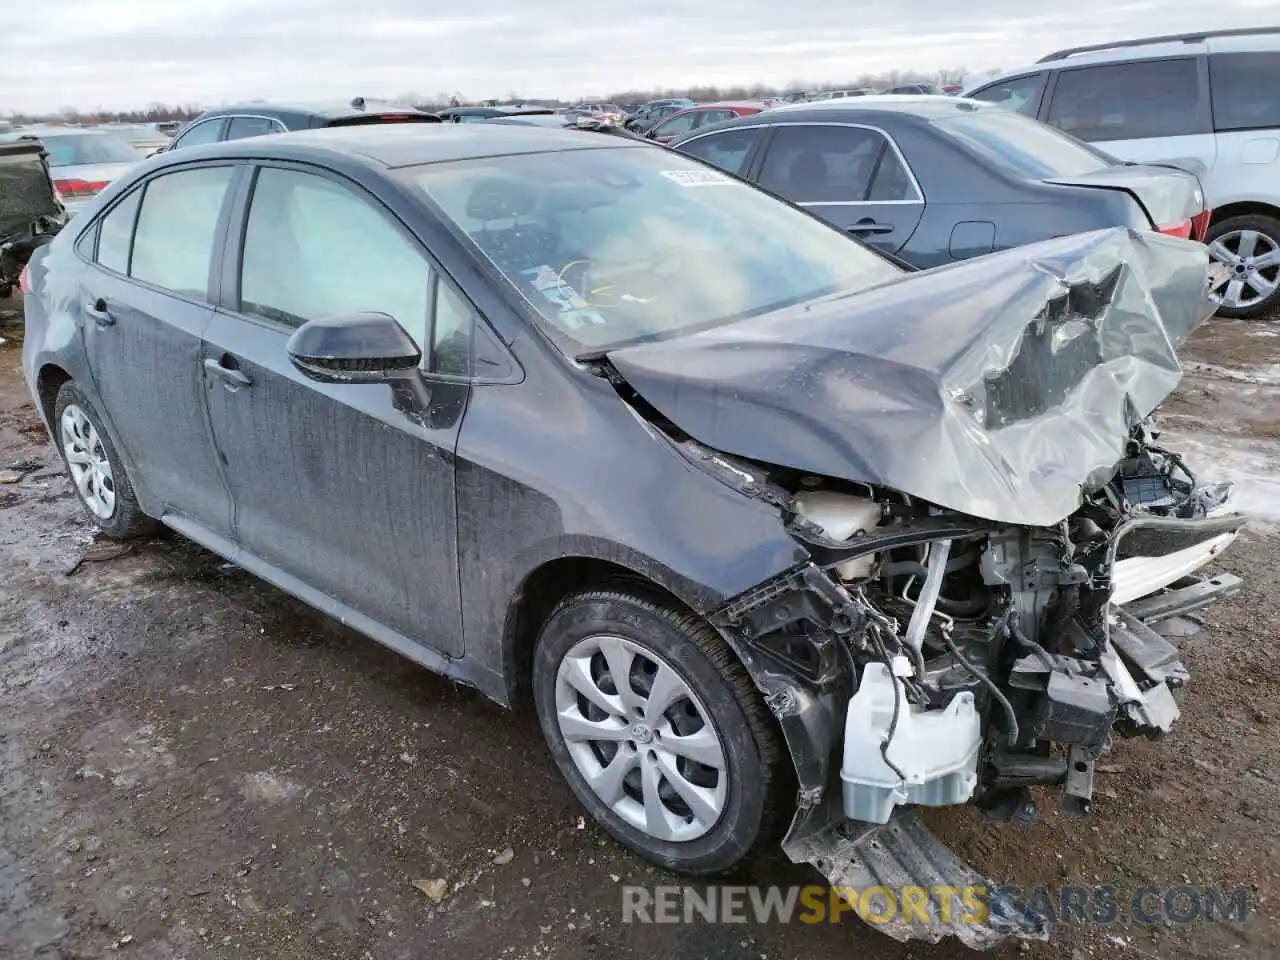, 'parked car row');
965,26,1280,317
